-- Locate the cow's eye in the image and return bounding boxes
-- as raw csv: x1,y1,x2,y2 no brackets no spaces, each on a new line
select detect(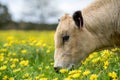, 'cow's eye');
63,35,69,43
